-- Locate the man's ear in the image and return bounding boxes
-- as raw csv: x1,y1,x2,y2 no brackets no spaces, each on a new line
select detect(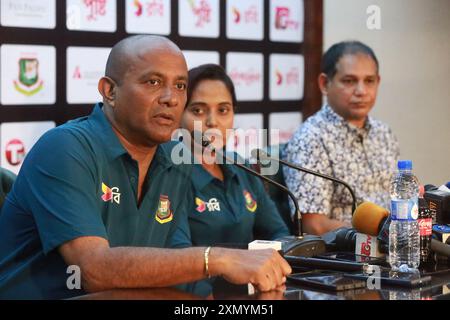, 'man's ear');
98,76,117,106
318,73,329,96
